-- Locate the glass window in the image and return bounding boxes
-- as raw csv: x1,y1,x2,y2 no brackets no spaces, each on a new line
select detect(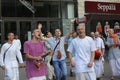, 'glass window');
20,22,31,43
34,1,59,17
4,21,17,41
2,0,16,17
50,21,60,35
1,0,74,18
